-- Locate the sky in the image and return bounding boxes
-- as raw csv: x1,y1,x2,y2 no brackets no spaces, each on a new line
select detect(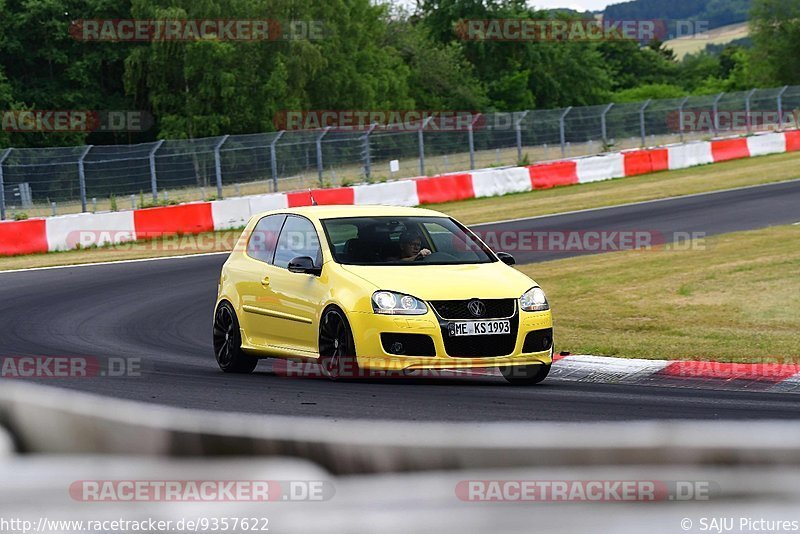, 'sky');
530,0,616,10
392,0,620,13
